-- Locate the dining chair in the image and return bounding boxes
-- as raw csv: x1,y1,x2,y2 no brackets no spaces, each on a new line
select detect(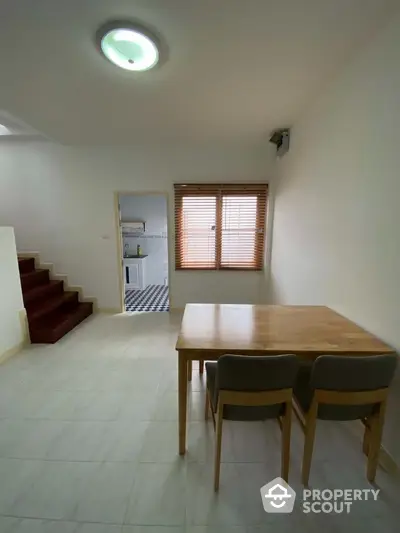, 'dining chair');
205,353,299,490
292,353,398,485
